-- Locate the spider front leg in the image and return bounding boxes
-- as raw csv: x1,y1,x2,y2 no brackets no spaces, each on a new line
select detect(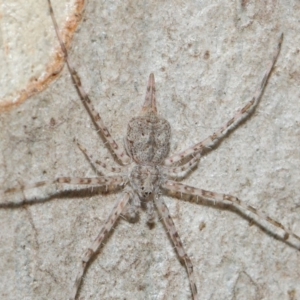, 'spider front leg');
154,195,198,300
165,34,283,166
122,193,141,221
70,192,131,300
47,0,131,165
75,139,122,175
164,153,201,178
163,180,300,248
1,176,125,206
